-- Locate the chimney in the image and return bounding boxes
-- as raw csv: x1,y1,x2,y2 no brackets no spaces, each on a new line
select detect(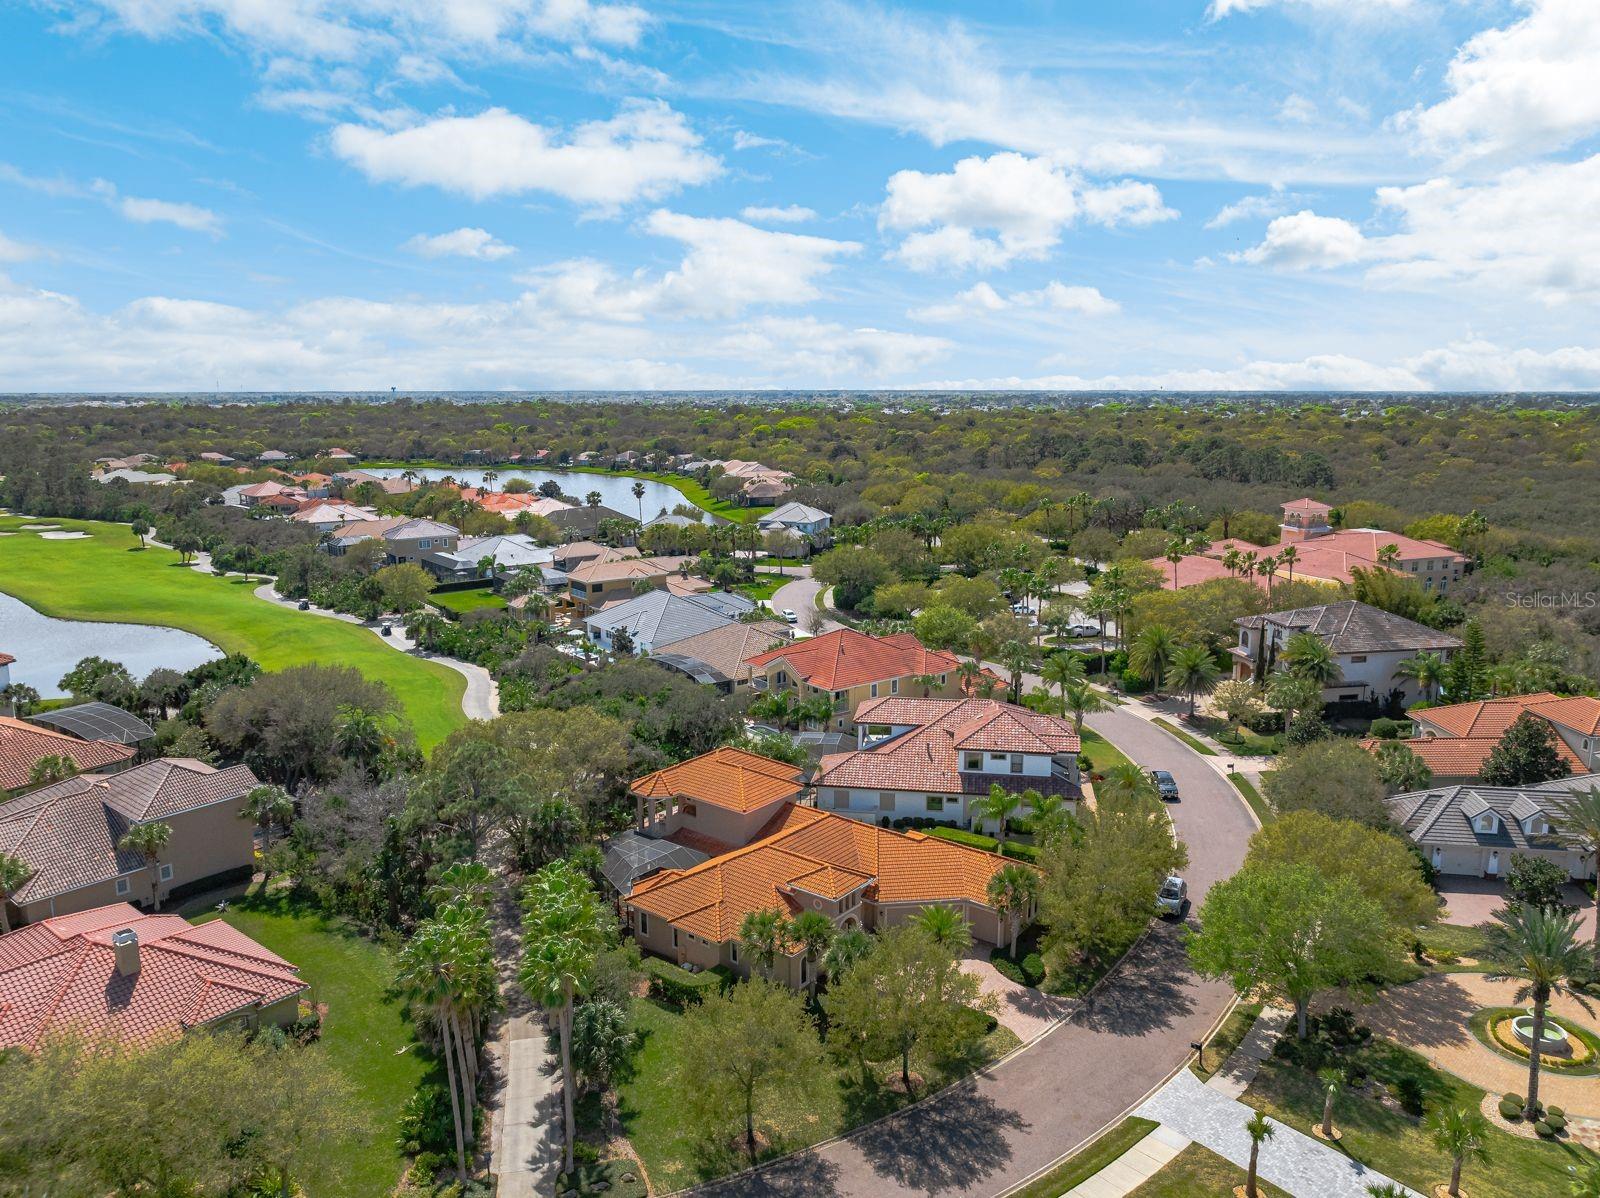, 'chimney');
112,928,140,977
